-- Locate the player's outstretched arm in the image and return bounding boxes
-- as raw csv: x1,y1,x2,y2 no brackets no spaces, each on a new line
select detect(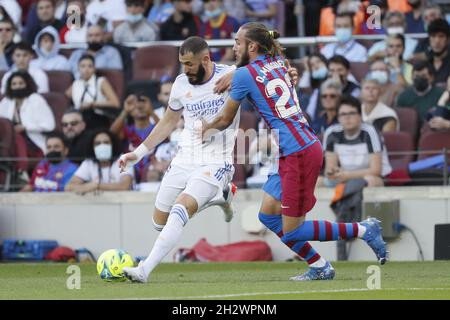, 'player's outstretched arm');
119,108,182,172
201,97,241,140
